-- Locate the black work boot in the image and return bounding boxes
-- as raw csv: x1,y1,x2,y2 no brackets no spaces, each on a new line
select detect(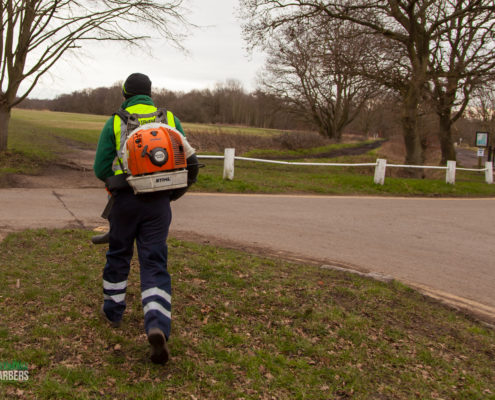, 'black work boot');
148,328,169,365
